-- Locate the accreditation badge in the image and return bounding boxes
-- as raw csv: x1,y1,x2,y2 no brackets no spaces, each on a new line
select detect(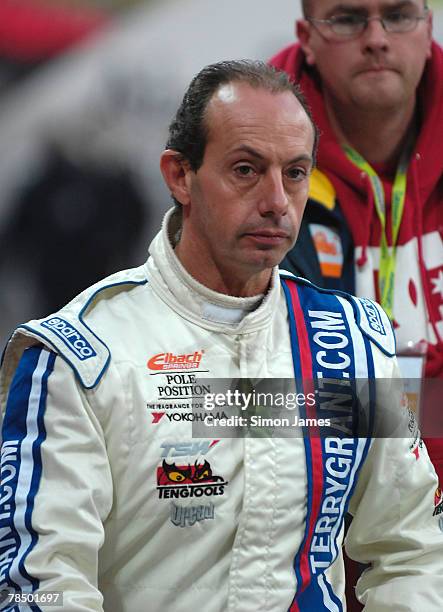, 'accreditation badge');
397,344,426,416
309,224,343,279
